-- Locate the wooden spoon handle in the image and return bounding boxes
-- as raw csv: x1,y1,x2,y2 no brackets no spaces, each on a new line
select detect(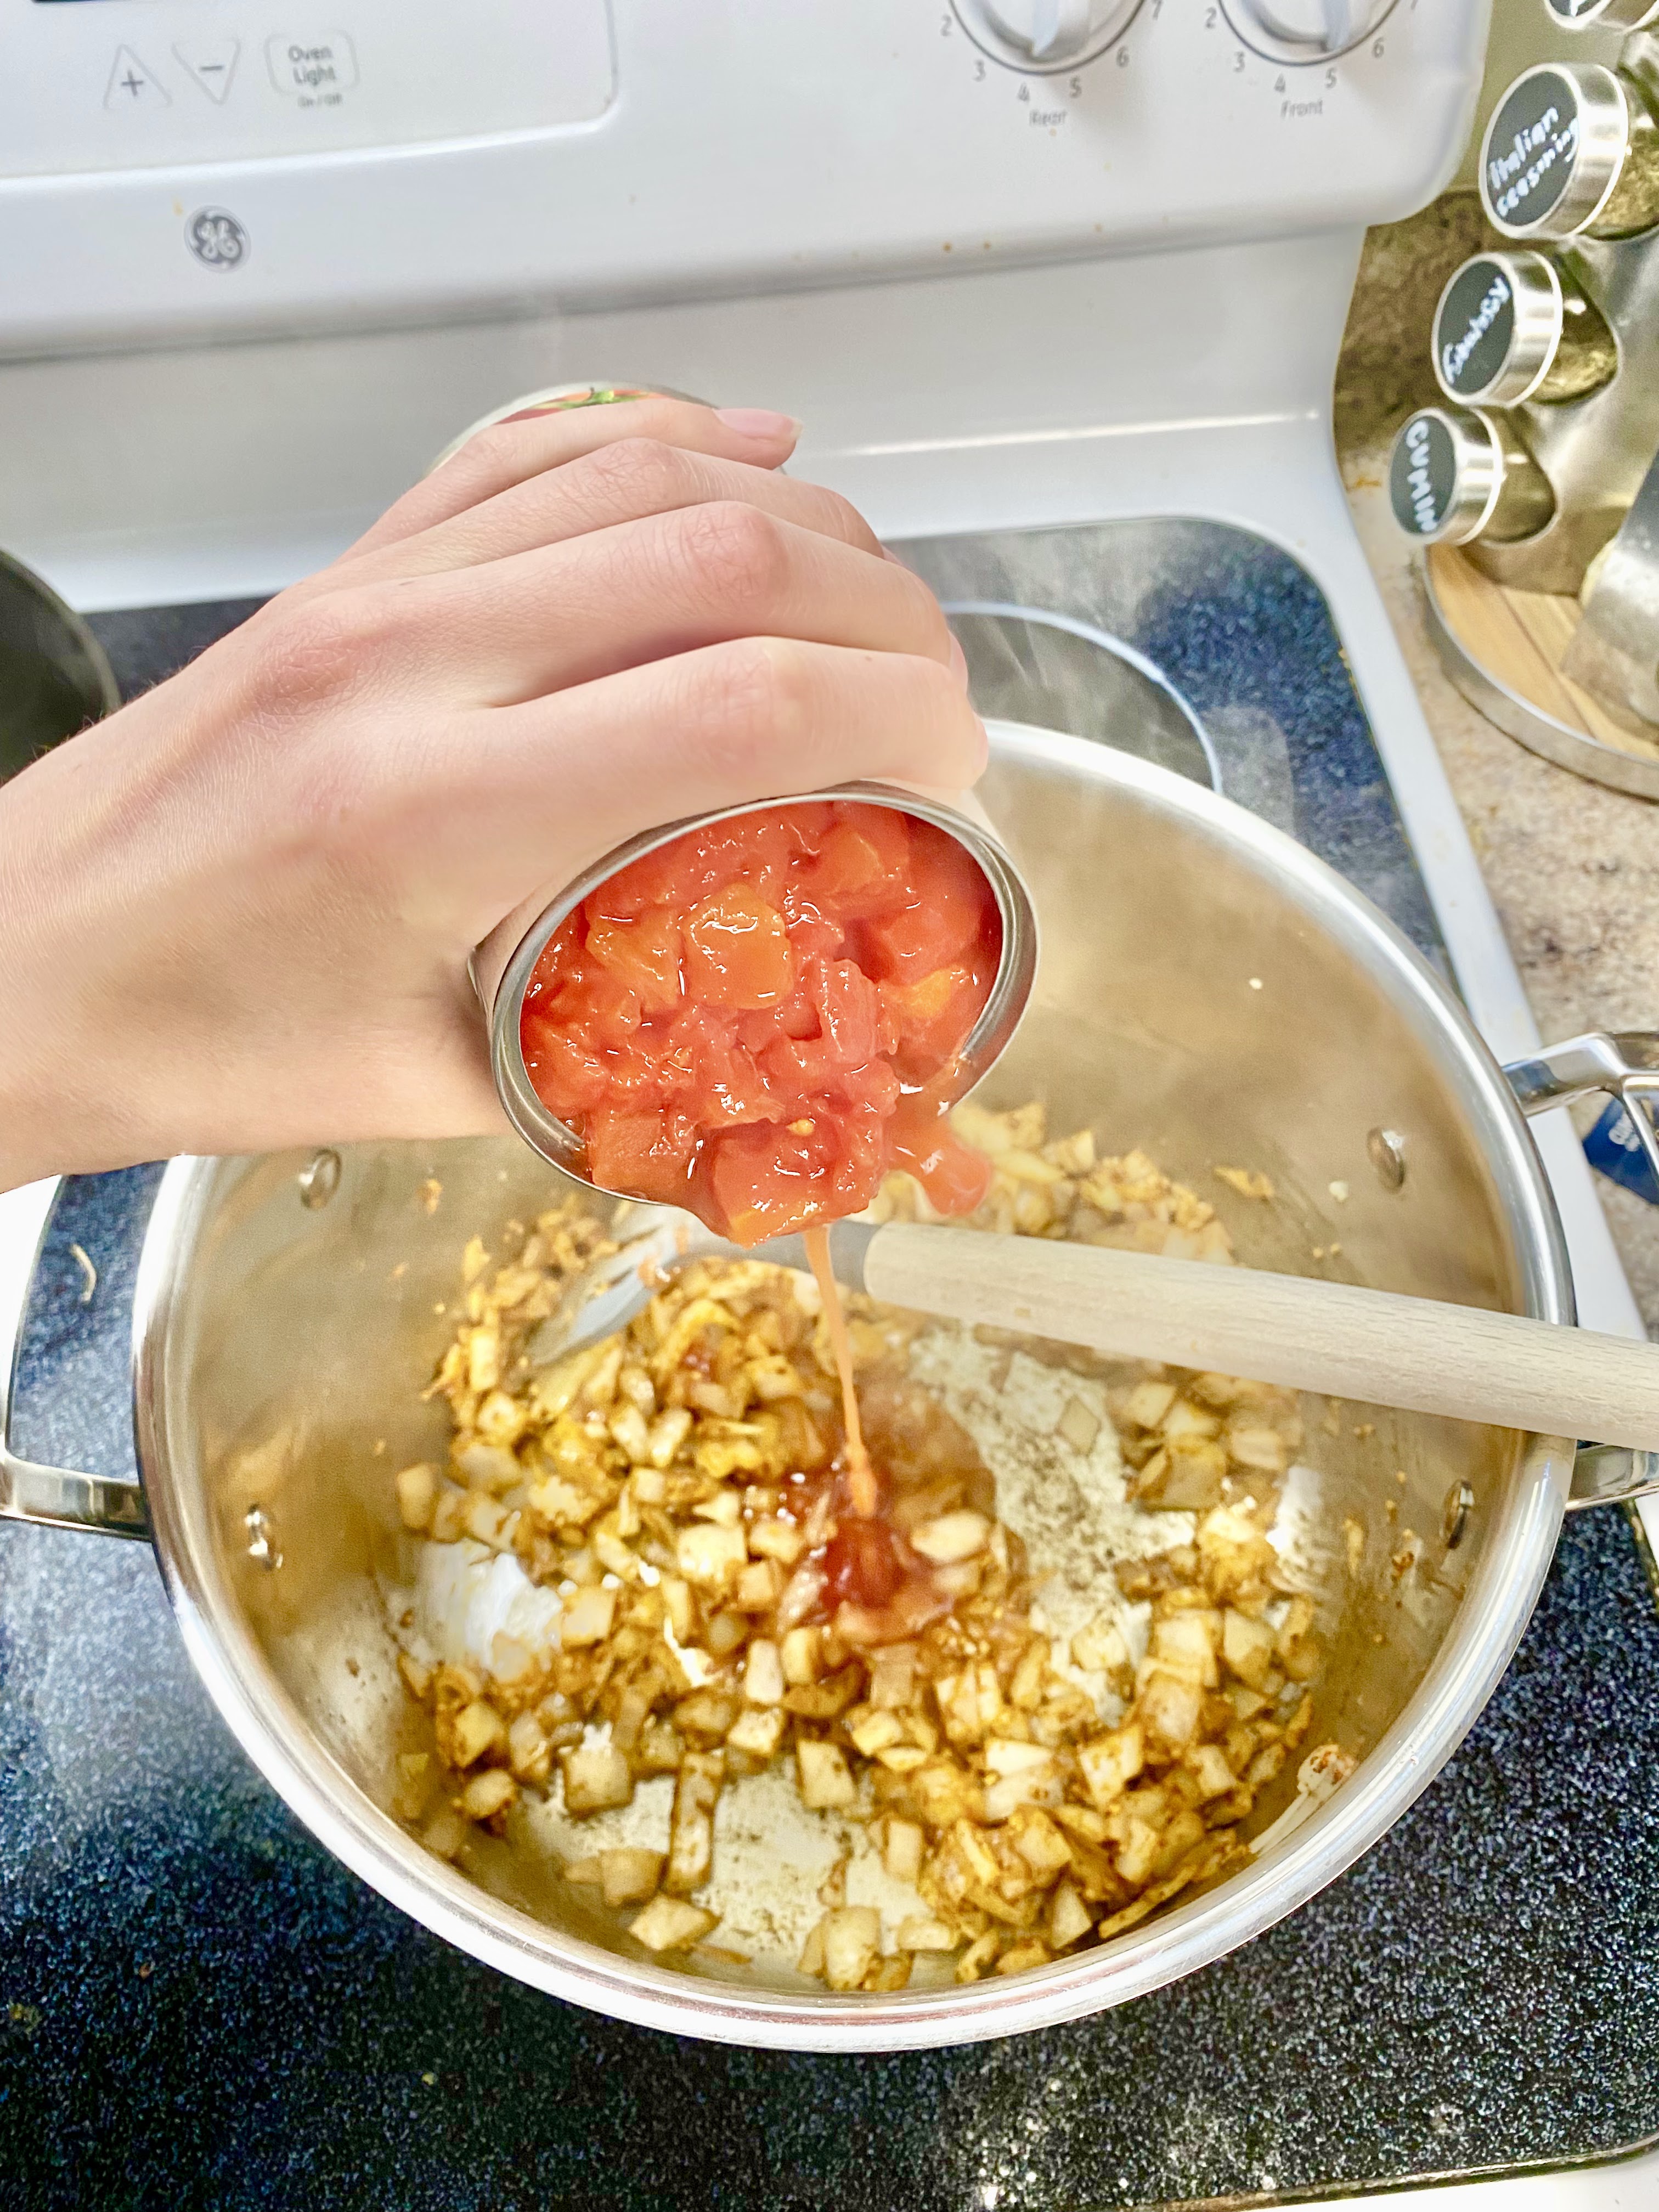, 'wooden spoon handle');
861,1224,1659,1451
